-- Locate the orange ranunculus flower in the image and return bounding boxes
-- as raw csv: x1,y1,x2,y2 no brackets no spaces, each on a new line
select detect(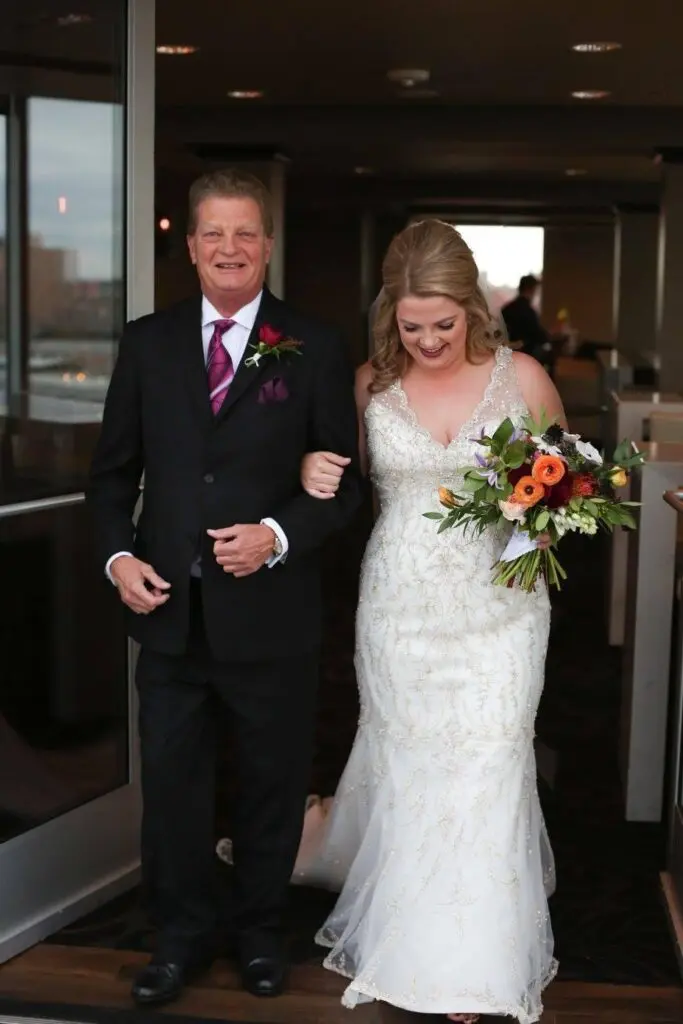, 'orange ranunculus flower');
438,486,458,508
532,455,566,486
512,476,545,508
